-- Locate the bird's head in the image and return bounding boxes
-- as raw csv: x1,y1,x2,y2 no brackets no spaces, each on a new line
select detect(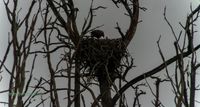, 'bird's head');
91,30,104,39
